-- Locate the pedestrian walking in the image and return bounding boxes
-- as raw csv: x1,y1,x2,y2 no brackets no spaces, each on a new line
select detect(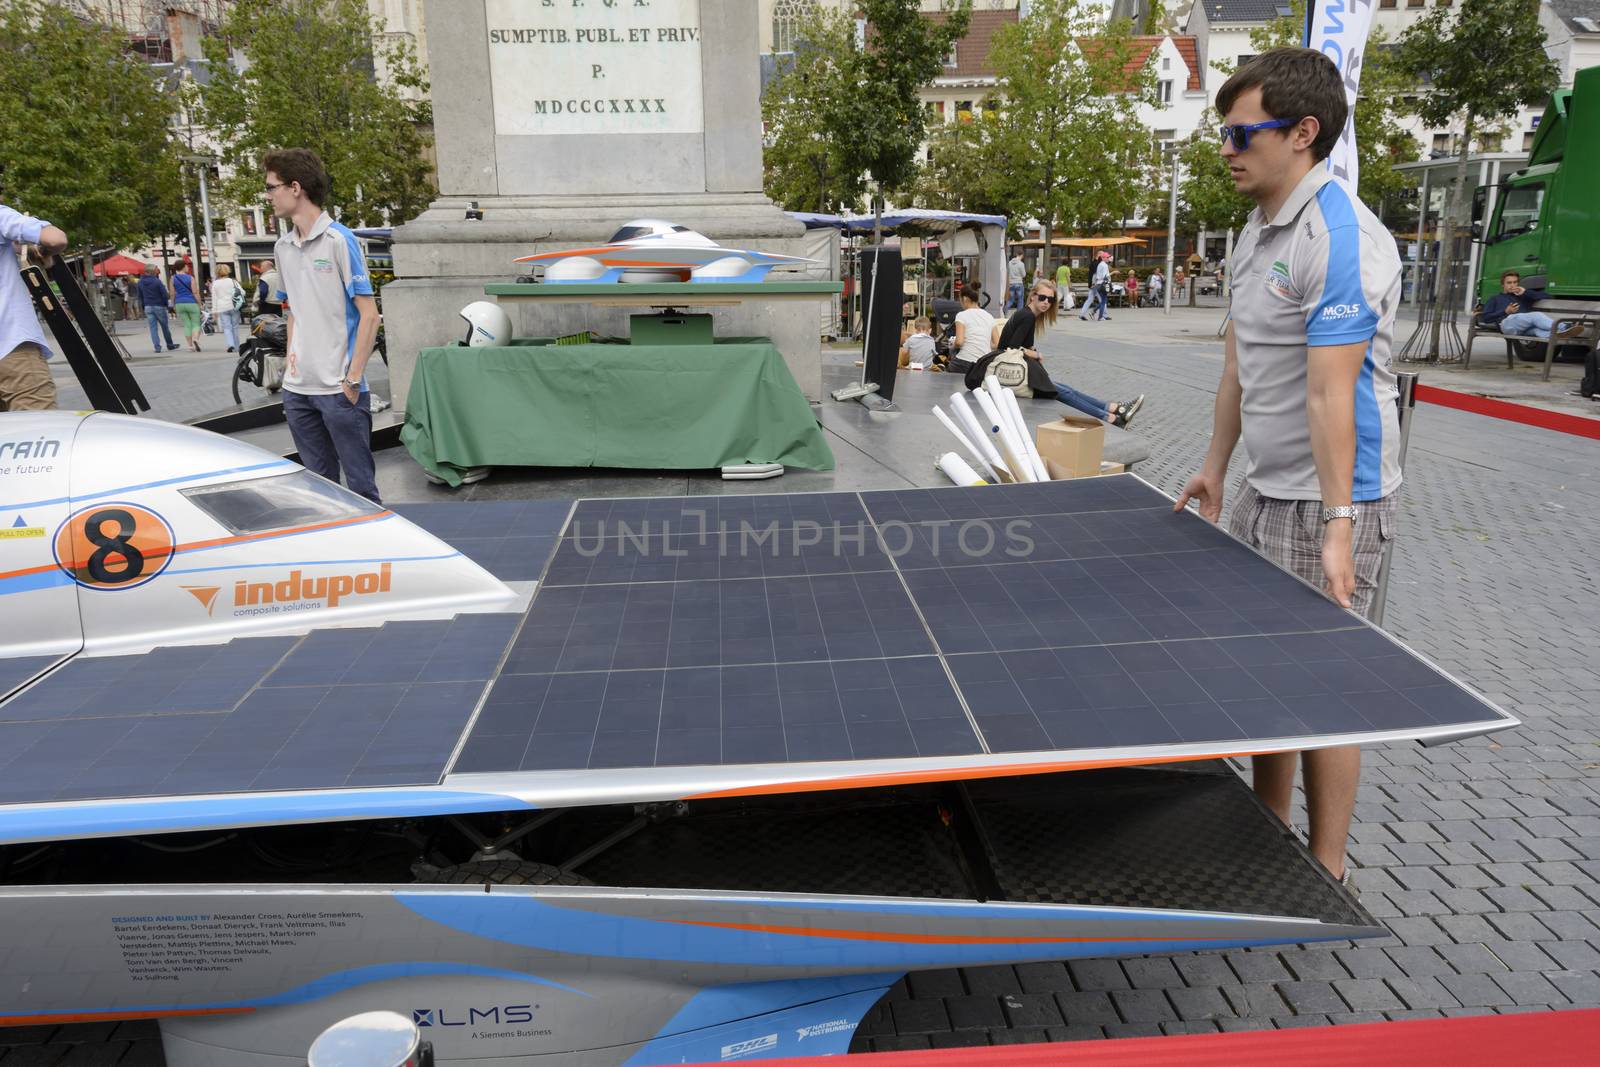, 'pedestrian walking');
265,147,382,503
1175,48,1404,888
1006,251,1025,313
170,260,202,351
1053,260,1076,311
136,264,178,353
1079,251,1112,321
127,269,145,318
210,264,243,352
0,203,68,411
